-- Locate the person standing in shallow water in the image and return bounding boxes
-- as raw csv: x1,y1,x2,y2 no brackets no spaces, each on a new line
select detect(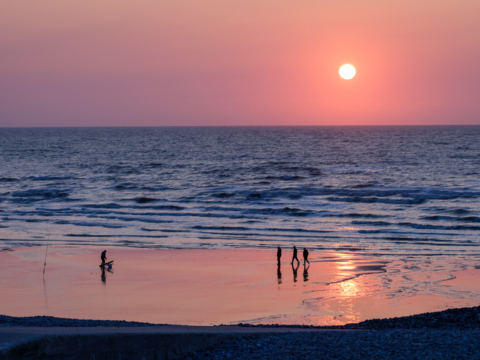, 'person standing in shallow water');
303,248,309,265
277,246,282,265
101,250,107,266
291,246,299,265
